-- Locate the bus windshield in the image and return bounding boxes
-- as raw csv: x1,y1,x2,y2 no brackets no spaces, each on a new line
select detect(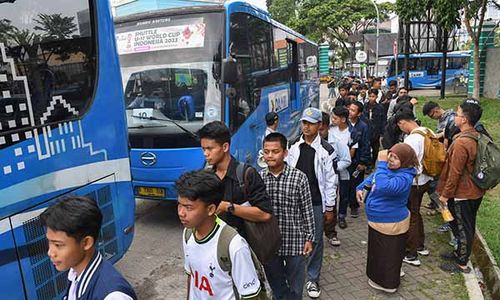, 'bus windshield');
115,11,223,133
